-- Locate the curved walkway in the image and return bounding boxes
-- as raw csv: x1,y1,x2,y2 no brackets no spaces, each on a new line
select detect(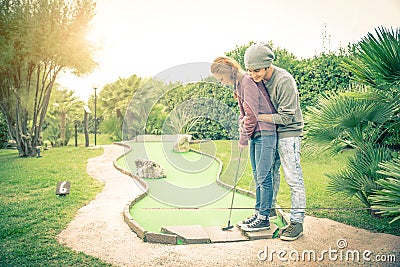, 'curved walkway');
58,144,400,267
